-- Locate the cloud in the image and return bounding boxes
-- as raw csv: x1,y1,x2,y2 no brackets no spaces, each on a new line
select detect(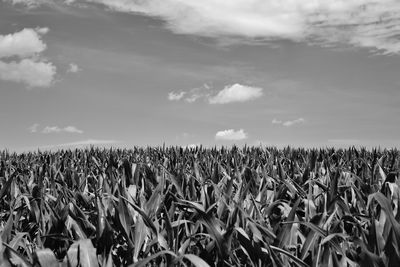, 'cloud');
272,118,282,124
184,84,212,103
283,118,305,127
0,28,48,58
30,124,84,134
5,0,82,9
168,84,210,103
41,126,61,133
35,27,49,35
185,93,202,103
168,91,185,101
4,0,47,8
169,83,262,104
41,125,84,134
28,123,39,133
209,84,263,104
0,28,56,88
272,118,305,127
67,63,81,73
82,0,400,54
215,129,248,141
63,126,84,133
0,59,56,88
